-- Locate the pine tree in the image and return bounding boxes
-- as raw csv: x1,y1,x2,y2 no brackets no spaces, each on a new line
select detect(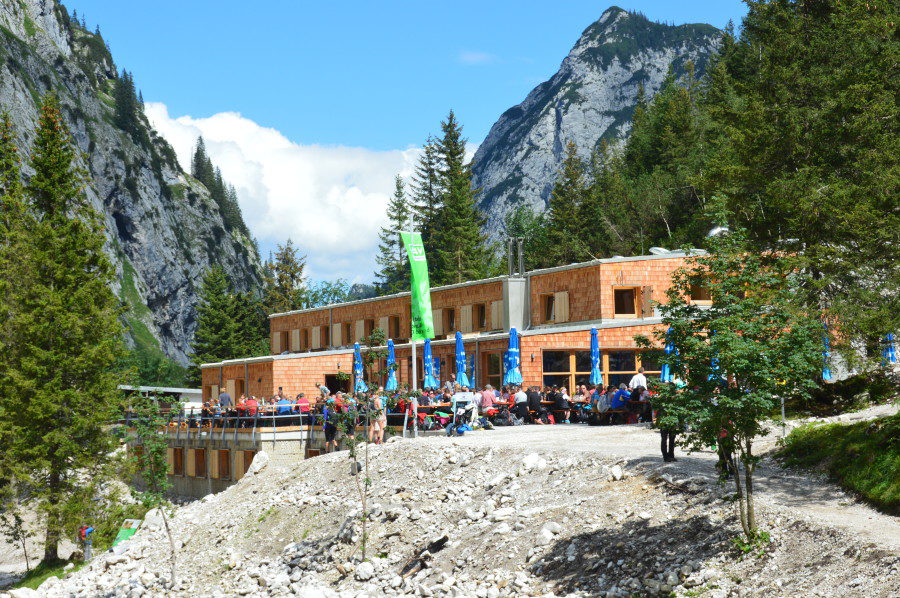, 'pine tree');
409,137,442,266
542,141,589,267
261,240,307,315
0,112,24,240
189,266,239,384
374,175,411,295
190,137,215,188
113,69,140,142
429,110,491,285
0,96,124,562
